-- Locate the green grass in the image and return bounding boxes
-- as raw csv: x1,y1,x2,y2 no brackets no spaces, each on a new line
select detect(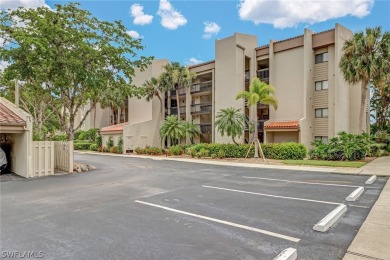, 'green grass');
282,160,366,168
